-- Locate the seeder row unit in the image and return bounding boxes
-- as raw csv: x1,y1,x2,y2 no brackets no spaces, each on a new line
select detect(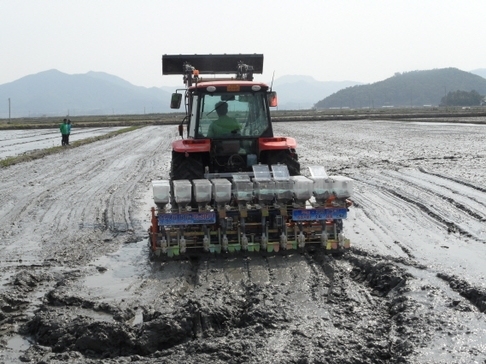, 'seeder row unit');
149,165,353,258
